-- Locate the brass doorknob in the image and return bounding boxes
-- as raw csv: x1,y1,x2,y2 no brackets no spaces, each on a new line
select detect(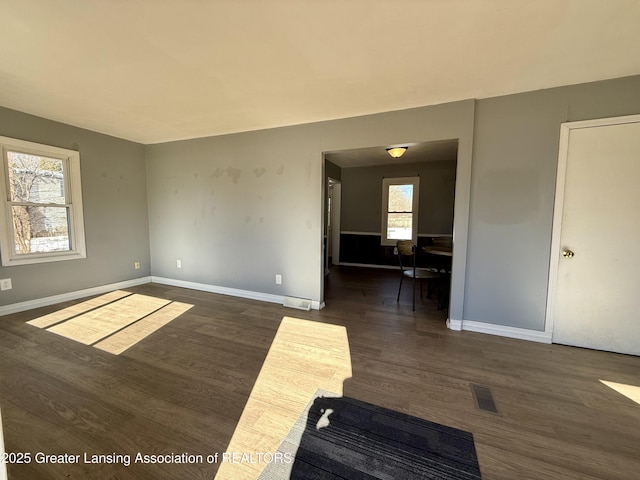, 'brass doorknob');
562,250,575,258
